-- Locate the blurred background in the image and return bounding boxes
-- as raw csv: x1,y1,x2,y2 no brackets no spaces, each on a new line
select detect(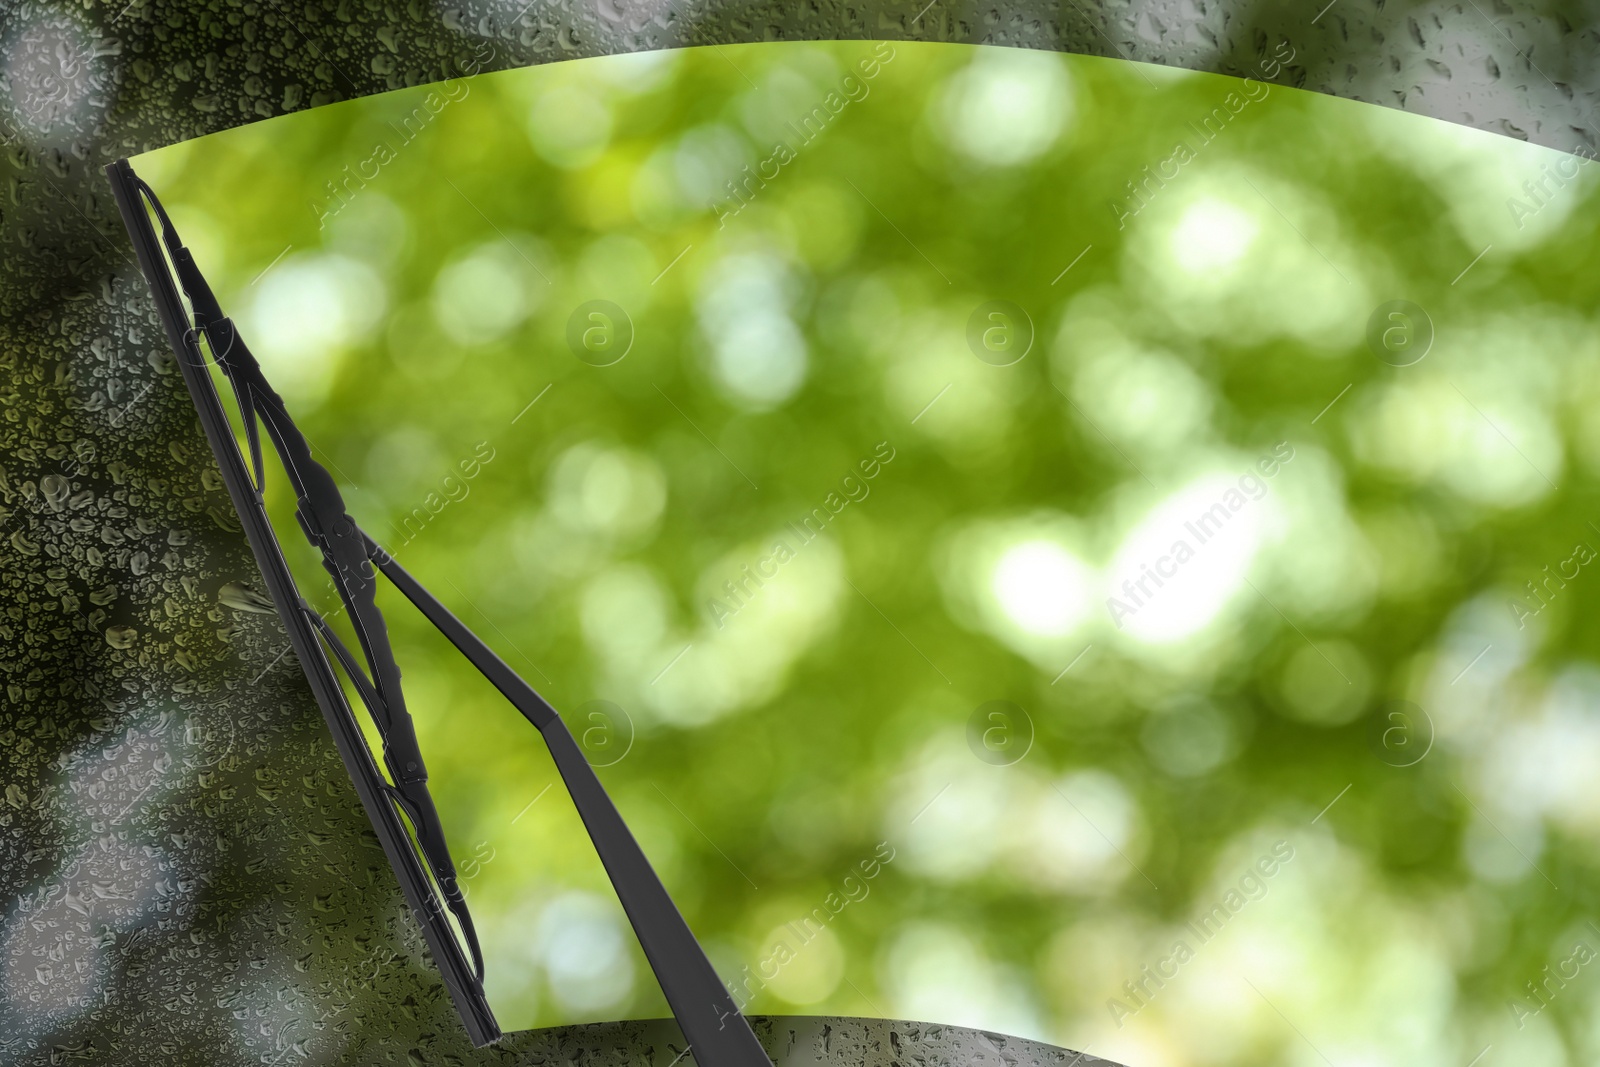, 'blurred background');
130,39,1600,1066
